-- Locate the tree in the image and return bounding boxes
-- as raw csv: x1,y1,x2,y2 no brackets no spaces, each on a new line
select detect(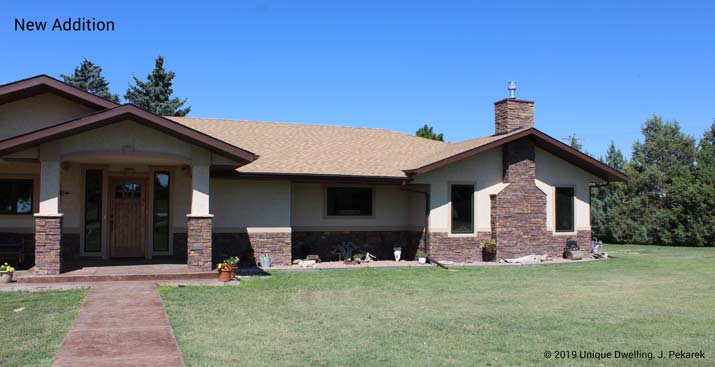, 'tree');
61,59,120,103
627,115,697,245
125,56,191,116
592,141,631,243
565,133,583,151
416,124,444,141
